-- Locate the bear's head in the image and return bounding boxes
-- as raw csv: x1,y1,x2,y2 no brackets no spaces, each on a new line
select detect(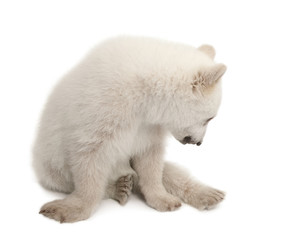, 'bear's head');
162,45,227,146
